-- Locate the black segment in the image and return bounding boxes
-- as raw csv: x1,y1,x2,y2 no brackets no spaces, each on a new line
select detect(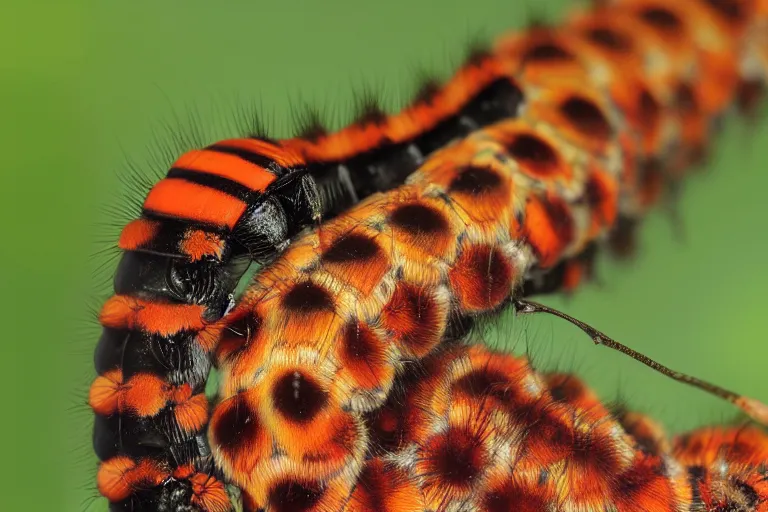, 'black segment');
114,252,240,310
233,195,290,261
207,143,280,172
315,77,523,212
166,168,254,201
455,77,523,128
94,327,211,386
93,409,207,462
233,171,321,263
111,477,200,512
